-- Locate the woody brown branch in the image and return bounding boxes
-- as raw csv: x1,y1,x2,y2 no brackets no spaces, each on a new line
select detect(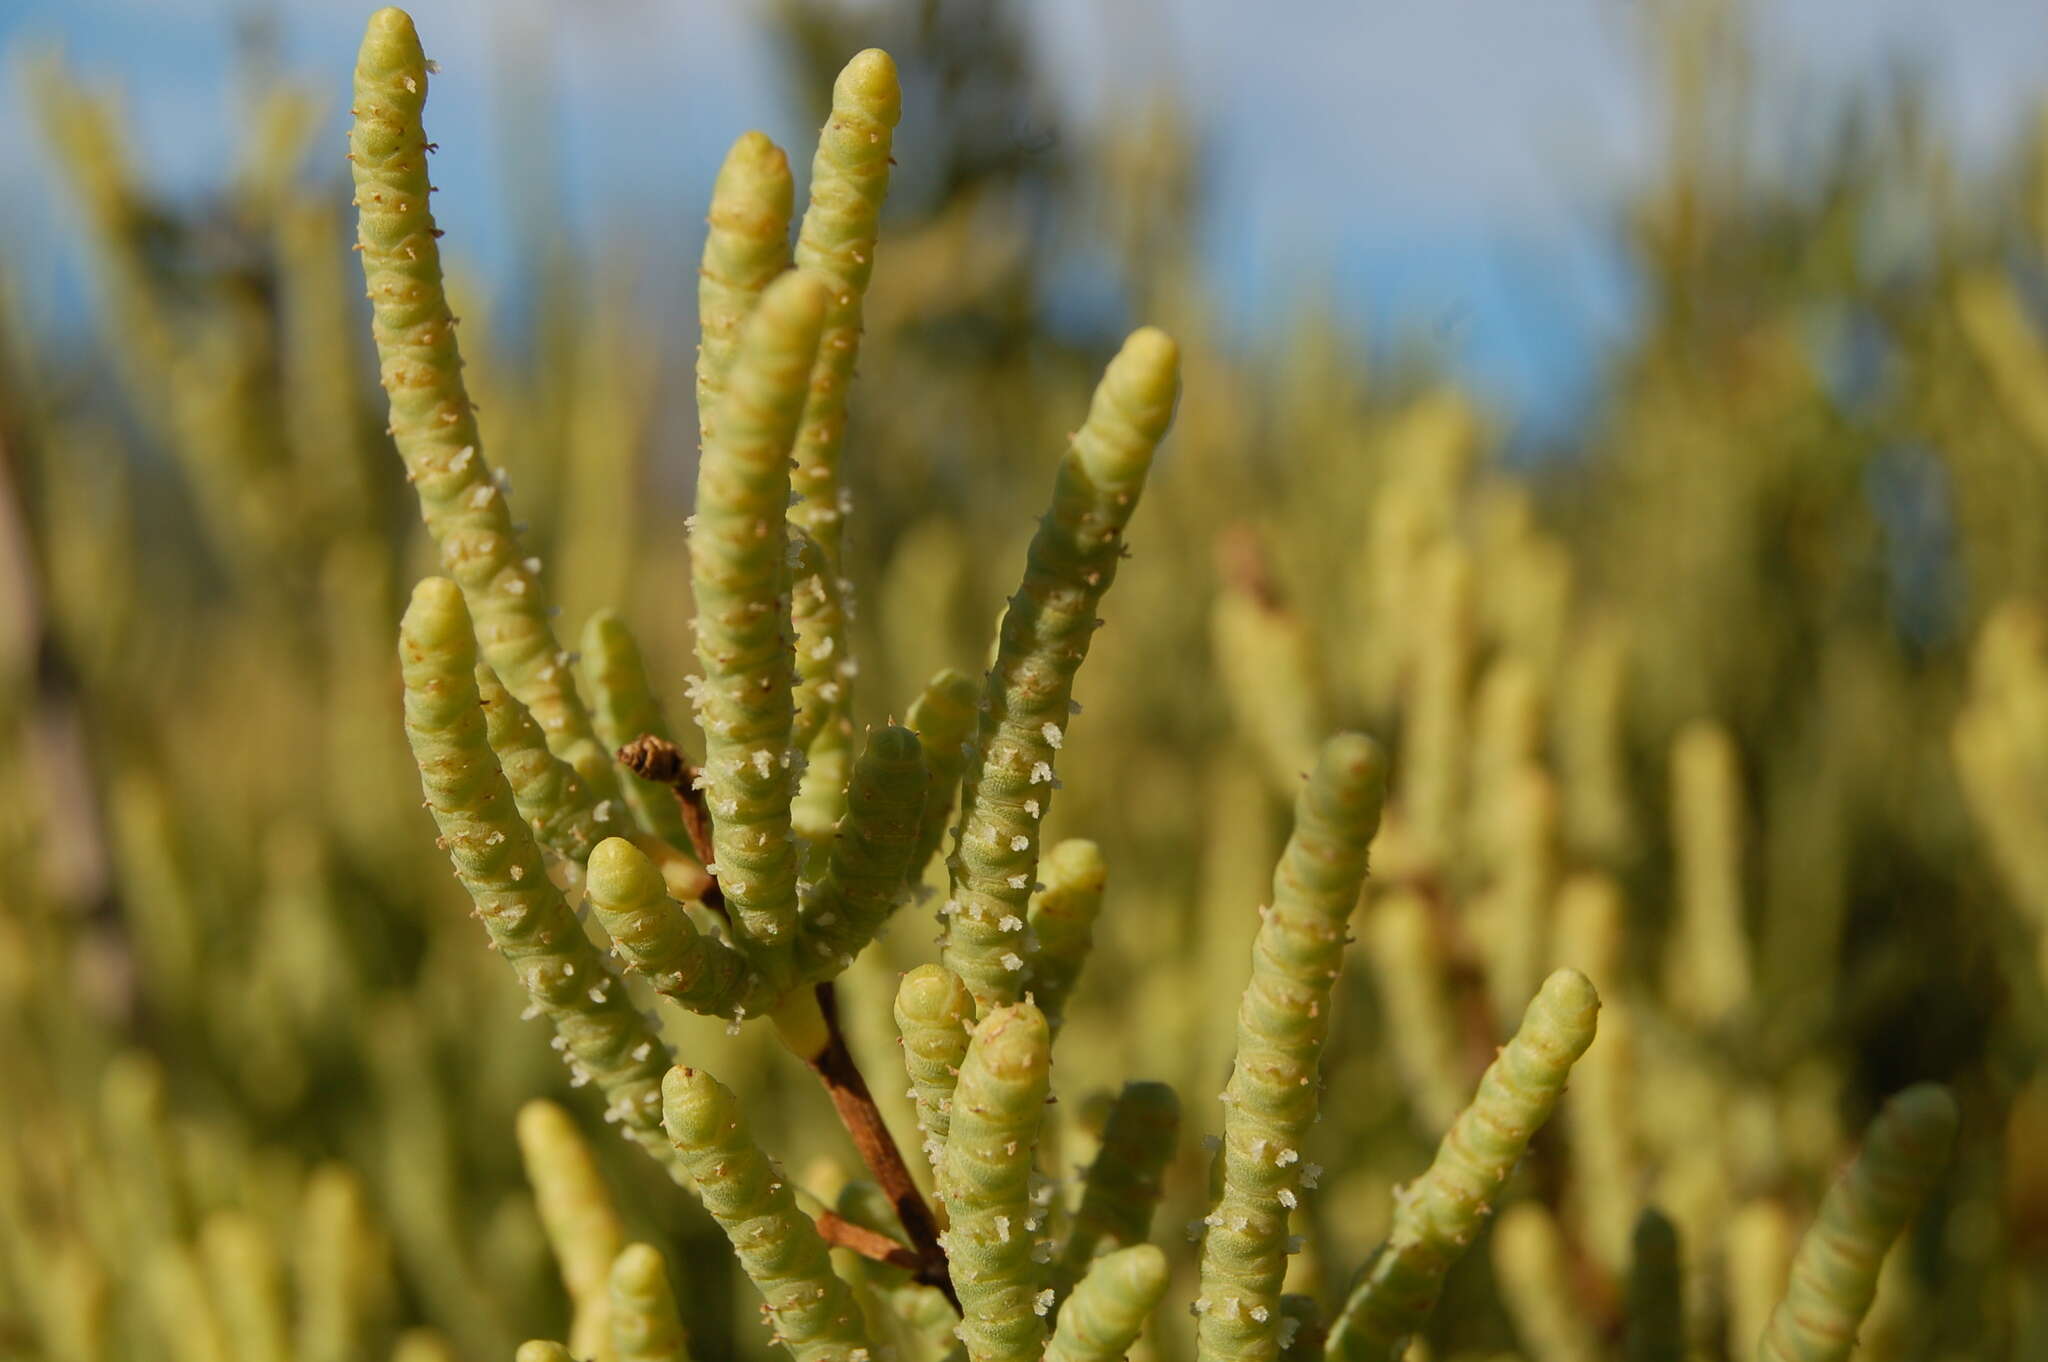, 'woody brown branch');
807,981,958,1307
